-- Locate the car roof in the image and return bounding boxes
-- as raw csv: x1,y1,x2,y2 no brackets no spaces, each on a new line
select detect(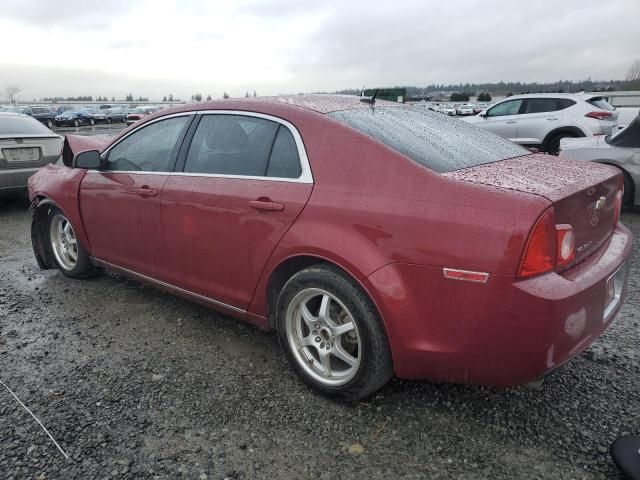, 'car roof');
497,92,599,101
165,94,400,115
